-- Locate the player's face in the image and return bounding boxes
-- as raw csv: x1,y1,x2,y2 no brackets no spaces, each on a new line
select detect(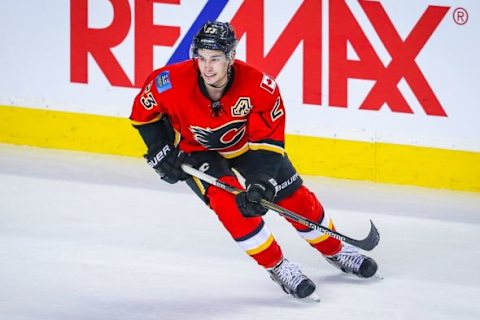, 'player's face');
196,49,232,87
